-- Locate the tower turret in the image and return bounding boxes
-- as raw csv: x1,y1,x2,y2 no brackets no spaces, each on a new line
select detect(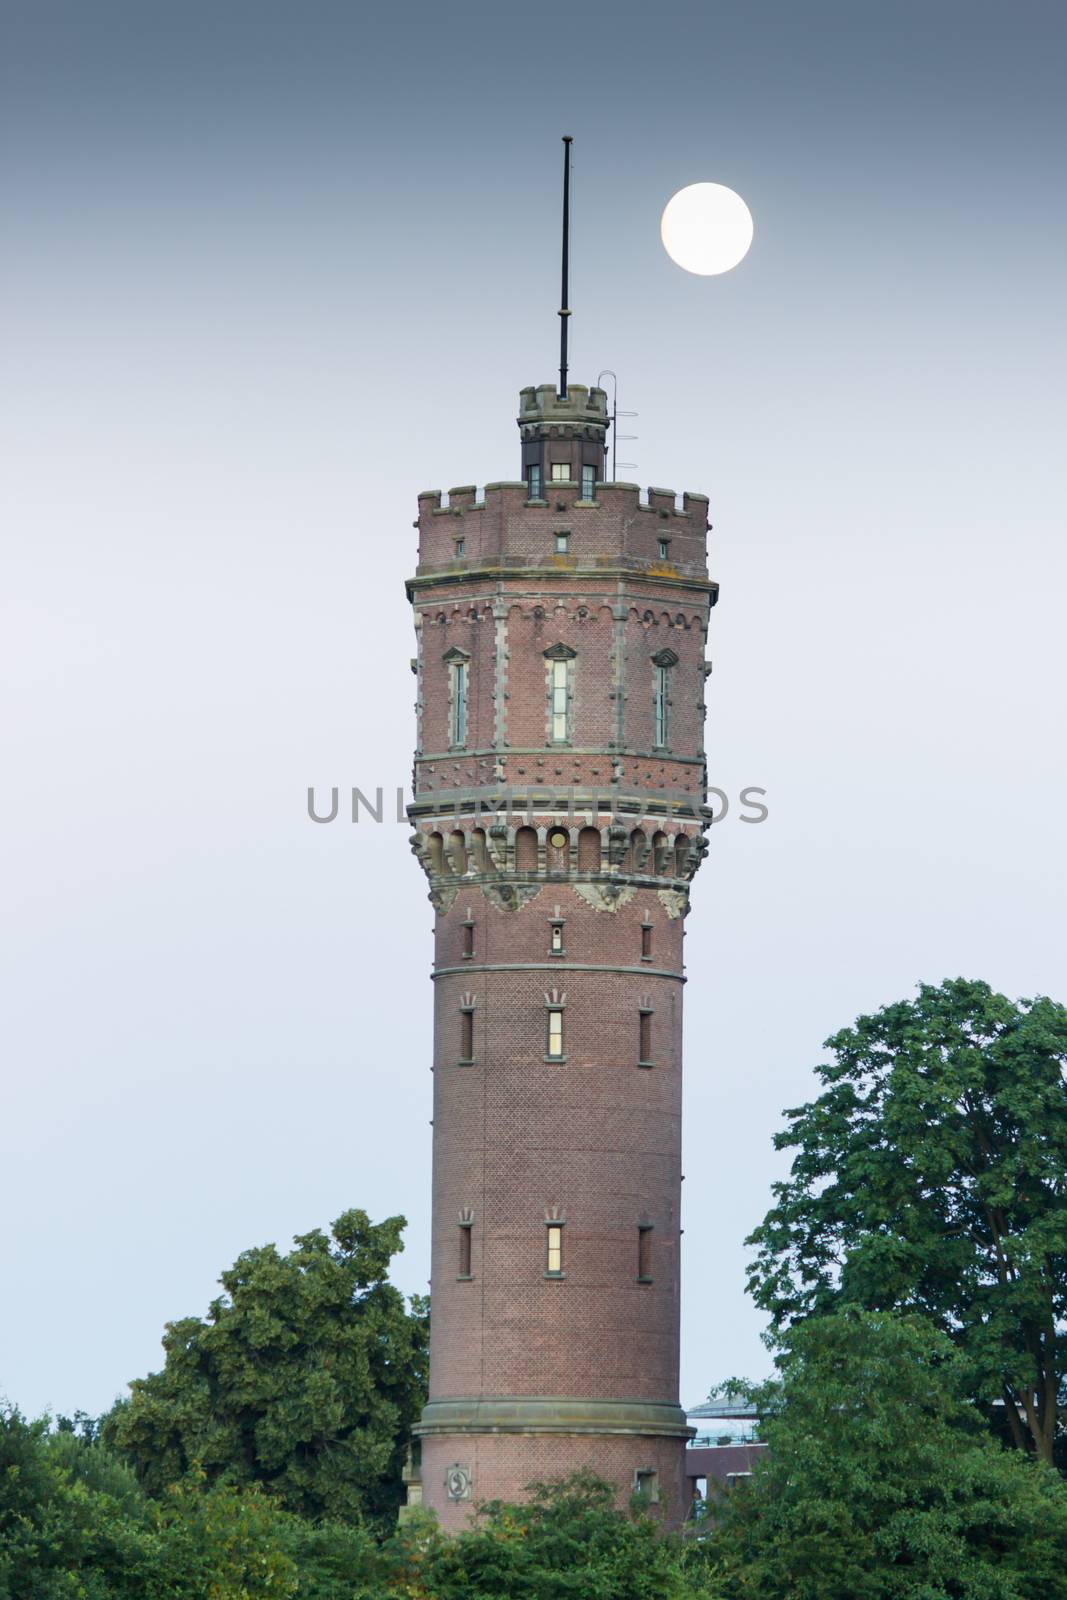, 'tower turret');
518,383,609,502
